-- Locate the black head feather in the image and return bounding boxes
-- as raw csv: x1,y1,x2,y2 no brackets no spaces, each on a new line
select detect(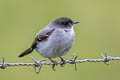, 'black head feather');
52,17,74,28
